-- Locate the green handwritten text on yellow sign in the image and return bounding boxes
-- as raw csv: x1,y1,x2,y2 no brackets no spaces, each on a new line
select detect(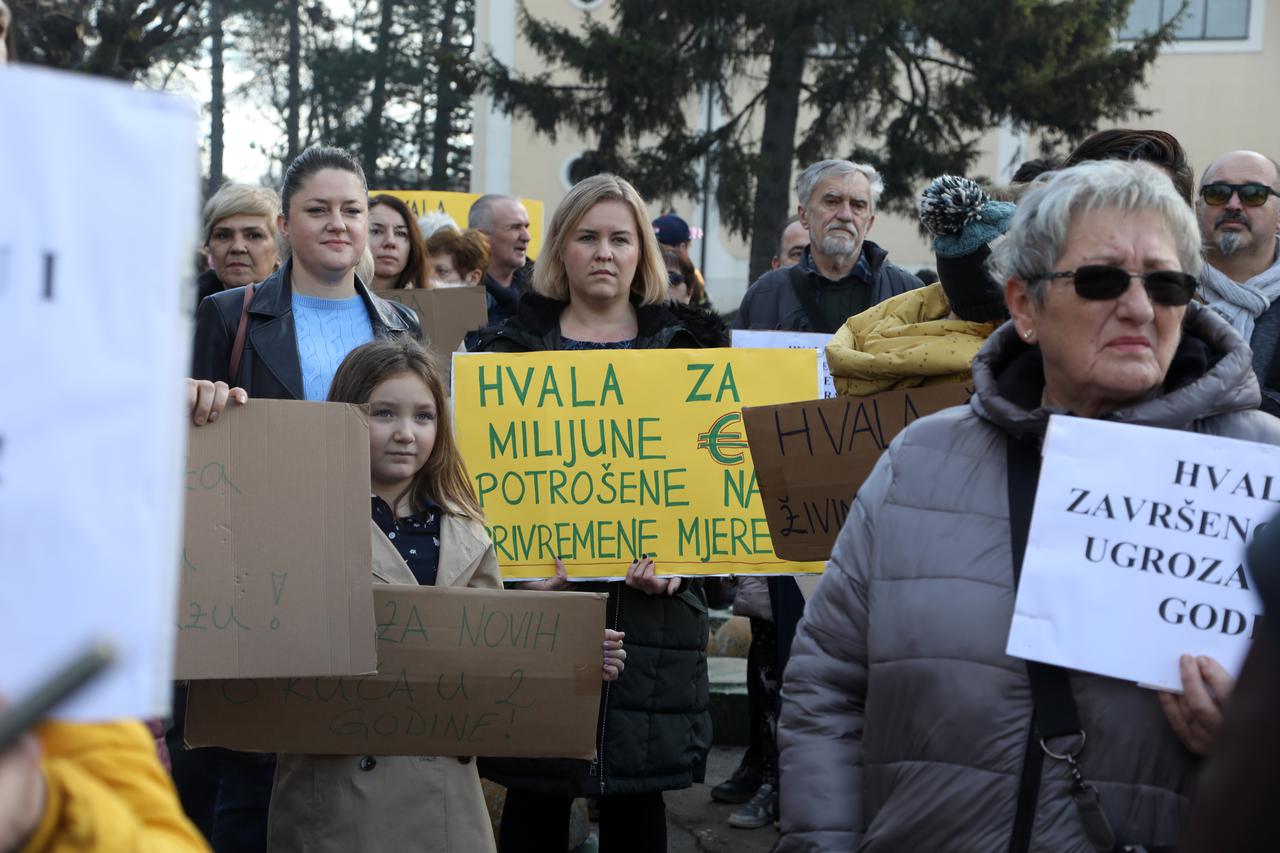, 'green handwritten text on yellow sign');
453,349,825,579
